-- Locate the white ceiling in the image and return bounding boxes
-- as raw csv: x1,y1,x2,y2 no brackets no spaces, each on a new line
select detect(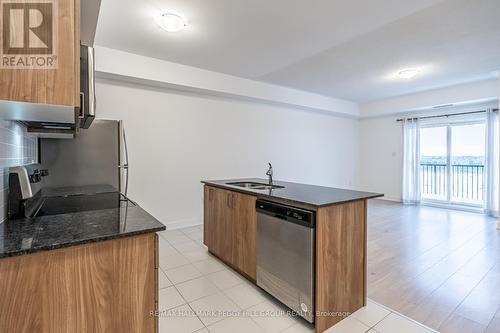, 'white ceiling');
95,0,500,103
